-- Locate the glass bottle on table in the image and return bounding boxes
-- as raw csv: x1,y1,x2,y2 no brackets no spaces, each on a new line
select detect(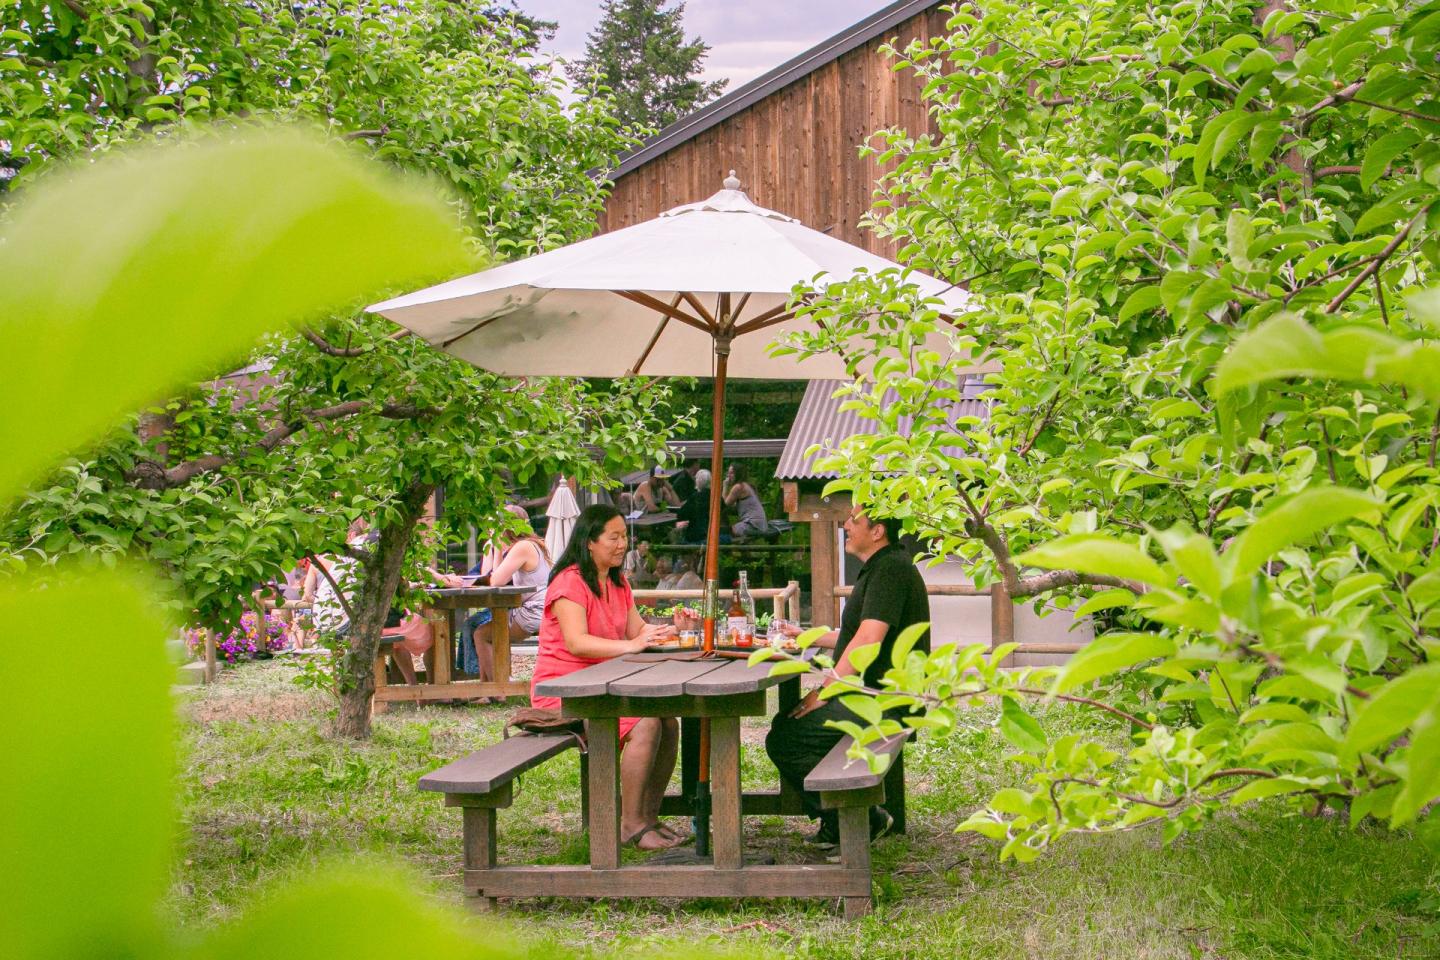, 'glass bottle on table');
727,581,749,647
737,569,756,640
